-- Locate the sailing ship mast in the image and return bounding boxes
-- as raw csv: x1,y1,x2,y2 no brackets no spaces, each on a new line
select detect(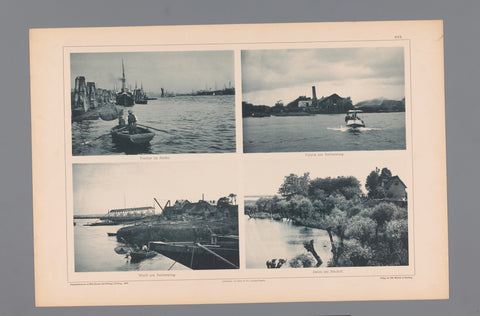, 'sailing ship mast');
121,60,126,92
